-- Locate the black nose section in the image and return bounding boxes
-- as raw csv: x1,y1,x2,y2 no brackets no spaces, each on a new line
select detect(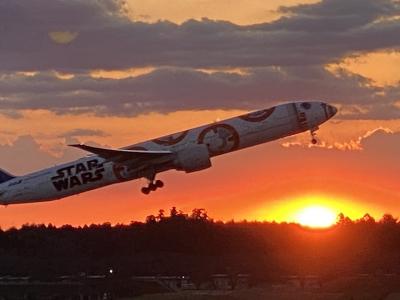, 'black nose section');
322,103,337,119
327,104,338,118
